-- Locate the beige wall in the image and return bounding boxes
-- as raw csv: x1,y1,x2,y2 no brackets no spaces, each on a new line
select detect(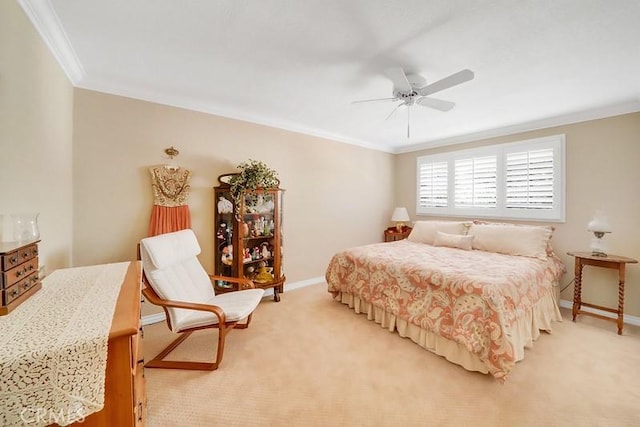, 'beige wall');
72,89,395,287
395,112,640,317
0,0,74,273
